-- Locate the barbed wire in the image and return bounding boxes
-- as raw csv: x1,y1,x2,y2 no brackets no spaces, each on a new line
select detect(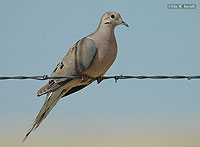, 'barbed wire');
0,75,200,83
